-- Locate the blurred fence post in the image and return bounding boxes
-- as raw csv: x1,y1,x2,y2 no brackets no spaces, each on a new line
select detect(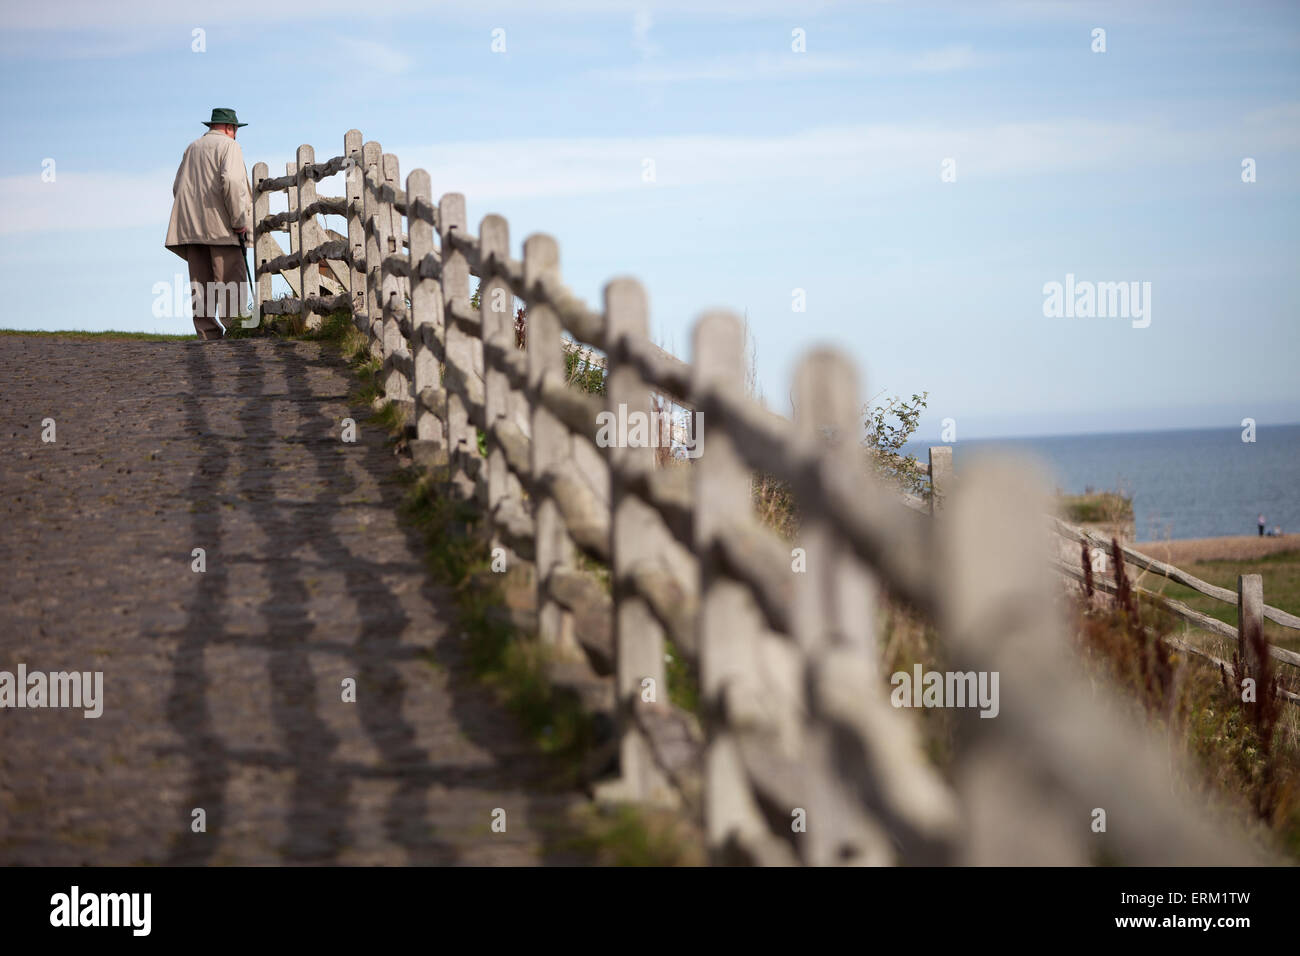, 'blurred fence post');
929,446,953,515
